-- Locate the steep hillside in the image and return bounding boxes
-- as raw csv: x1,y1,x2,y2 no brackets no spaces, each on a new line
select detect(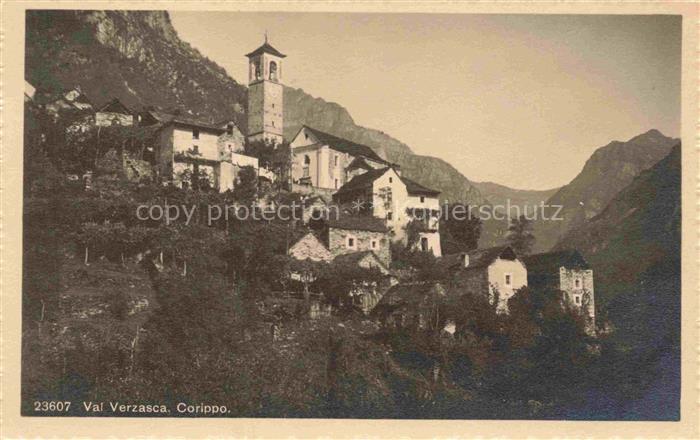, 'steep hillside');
555,143,681,309
26,10,486,206
25,10,248,129
533,129,678,252
284,87,486,205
